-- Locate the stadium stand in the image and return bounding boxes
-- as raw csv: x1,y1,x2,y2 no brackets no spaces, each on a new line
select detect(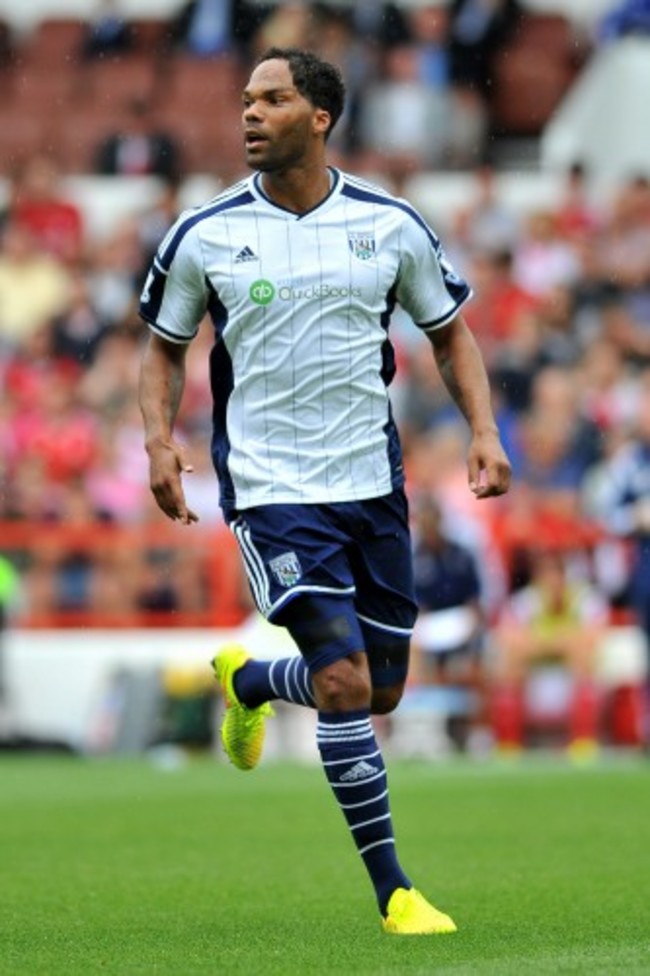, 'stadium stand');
0,520,250,629
0,2,603,180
